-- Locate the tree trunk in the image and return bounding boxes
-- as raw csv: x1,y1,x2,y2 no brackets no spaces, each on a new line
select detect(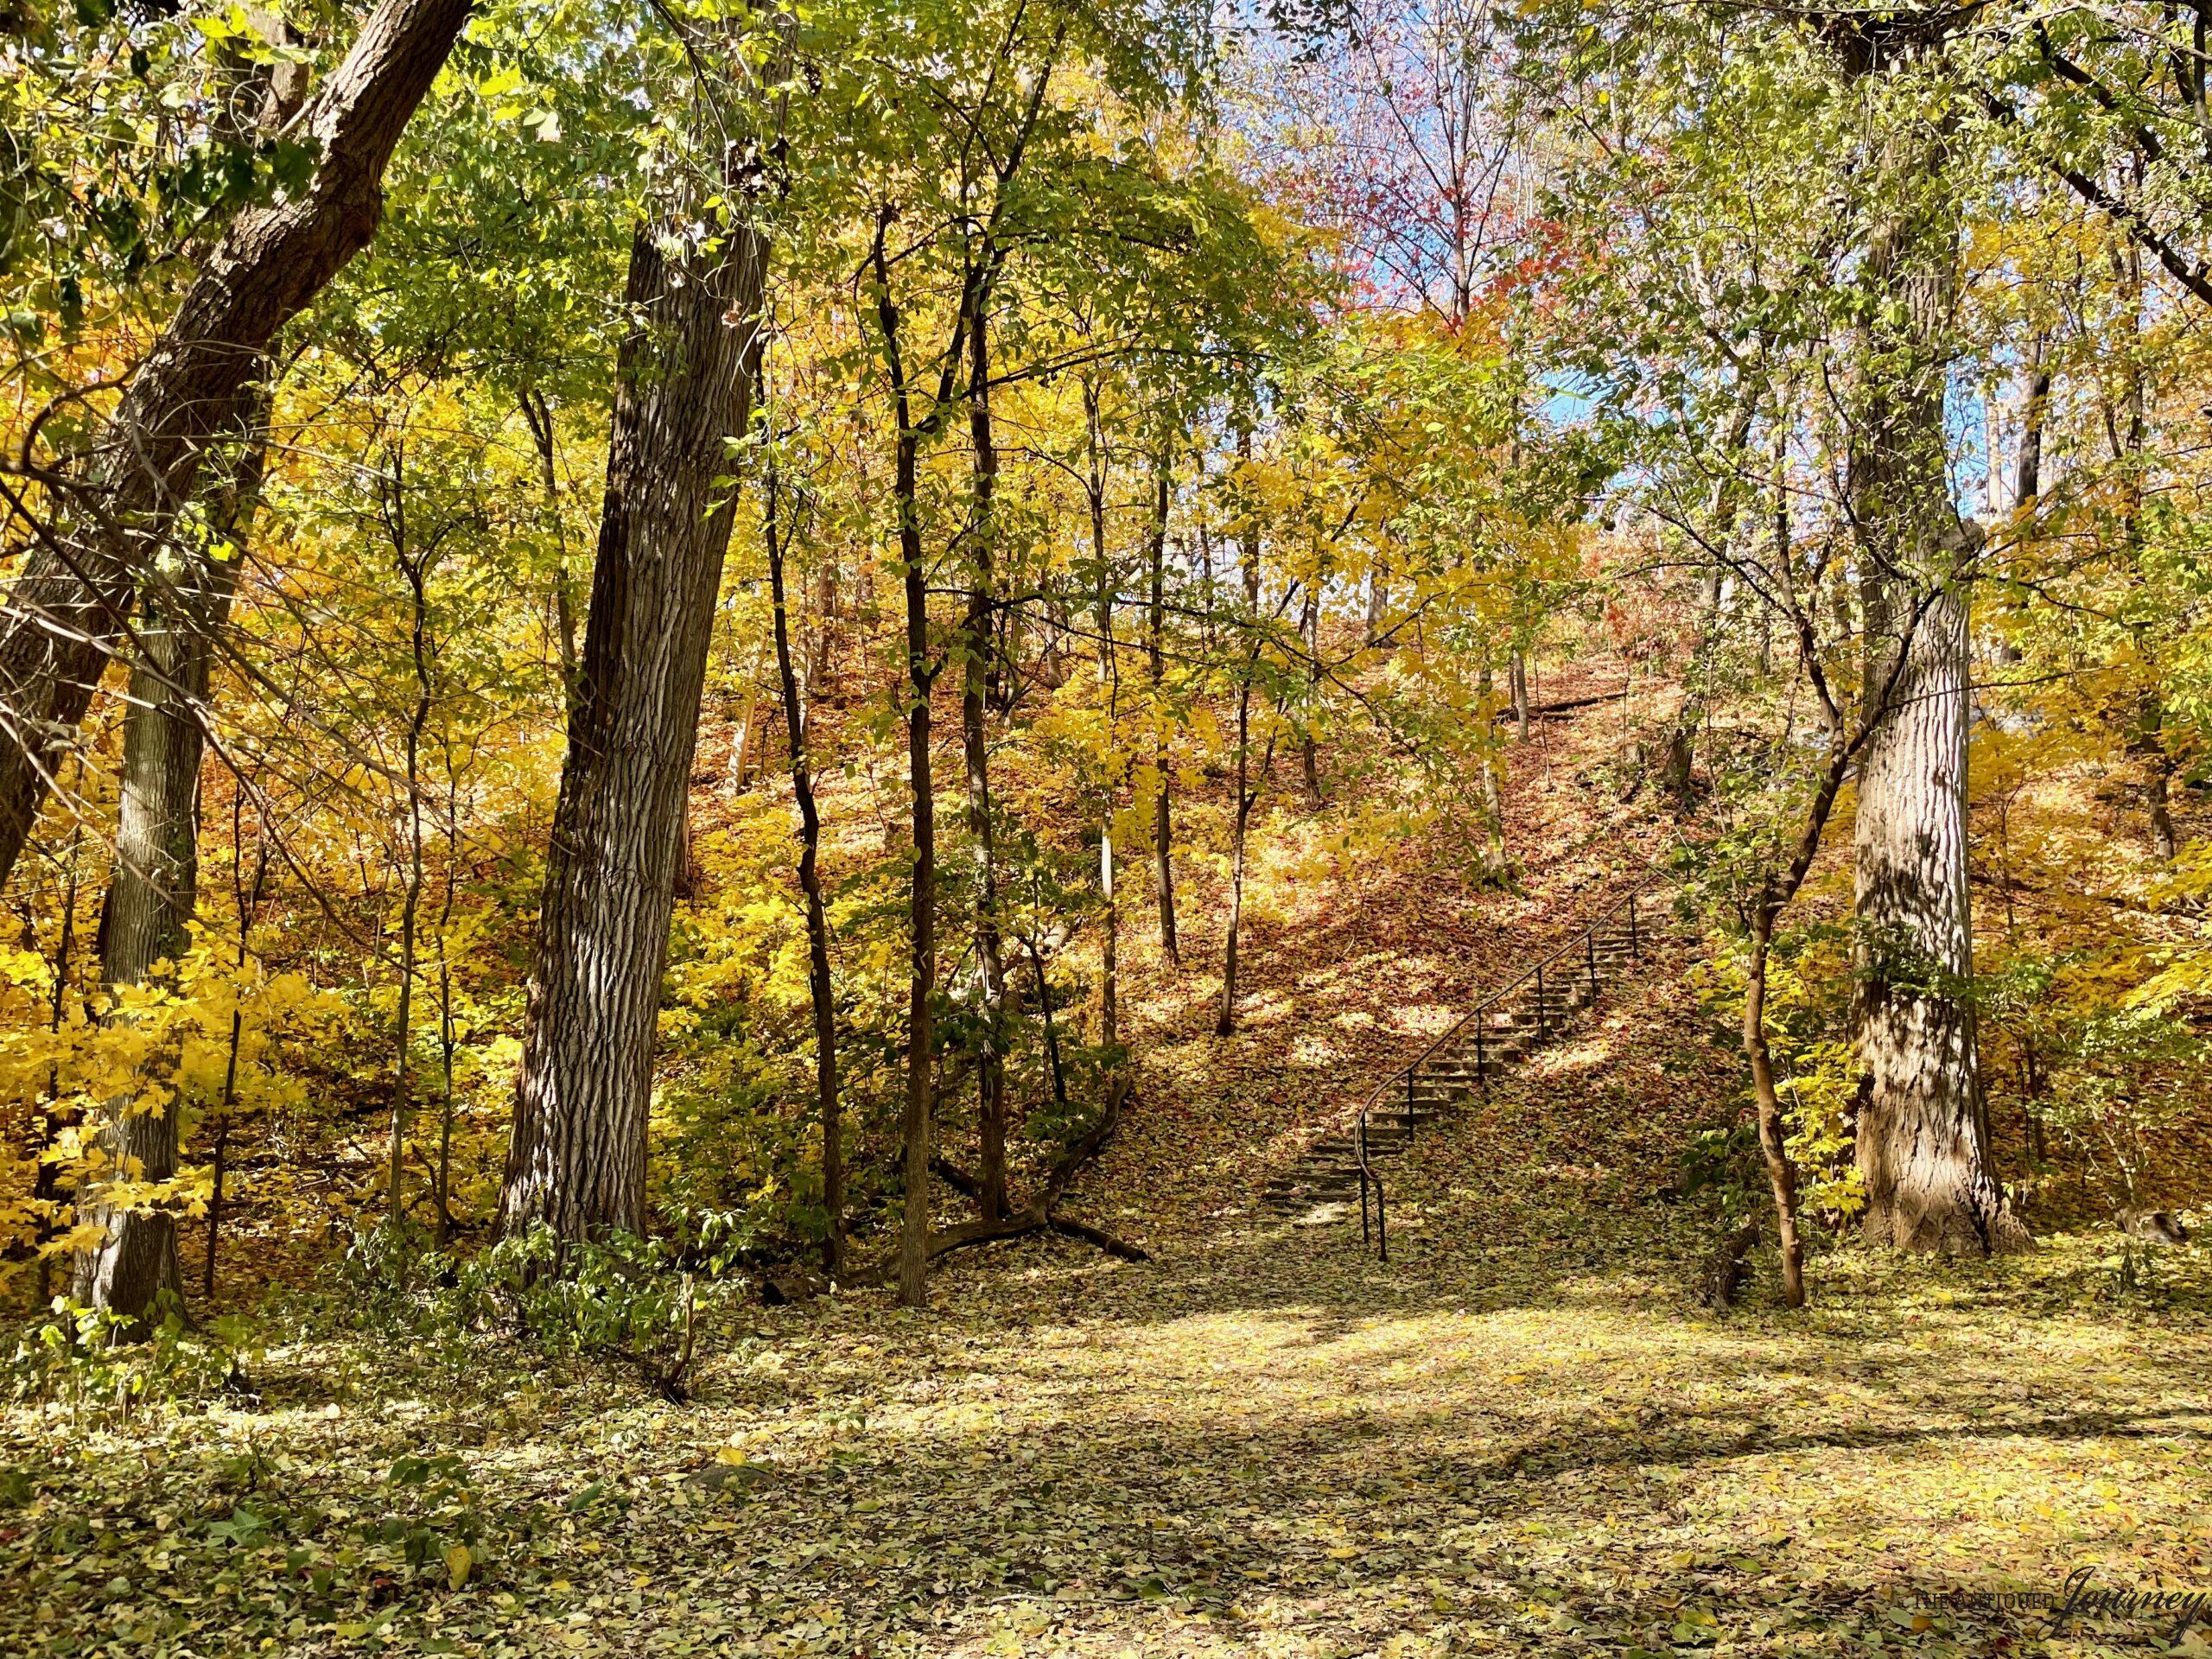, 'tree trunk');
1217,466,1260,1038
1475,658,1507,874
1745,924,1806,1308
497,200,769,1243
1084,379,1120,1053
73,405,268,1324
766,464,842,1274
207,830,270,1294
901,533,938,1310
434,945,456,1246
1217,760,1252,1037
389,520,434,1230
1147,444,1178,965
1294,587,1319,803
964,306,1011,1222
1853,585,2028,1252
519,386,579,701
869,219,967,1311
33,797,85,1303
2010,334,2050,516
0,0,468,895
1510,652,1529,742
1842,75,2028,1257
